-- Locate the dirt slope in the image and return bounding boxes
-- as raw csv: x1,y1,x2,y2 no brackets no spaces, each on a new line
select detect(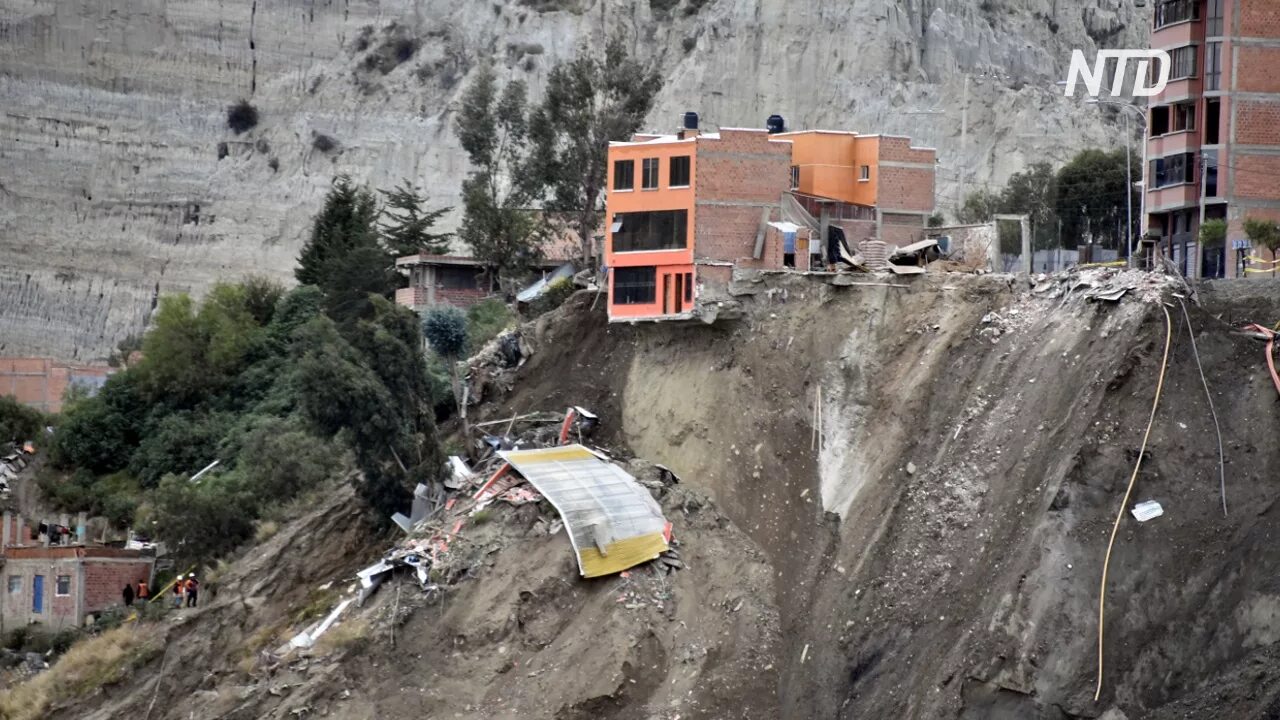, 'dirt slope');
34,273,1280,720
479,273,1280,719
46,465,779,720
